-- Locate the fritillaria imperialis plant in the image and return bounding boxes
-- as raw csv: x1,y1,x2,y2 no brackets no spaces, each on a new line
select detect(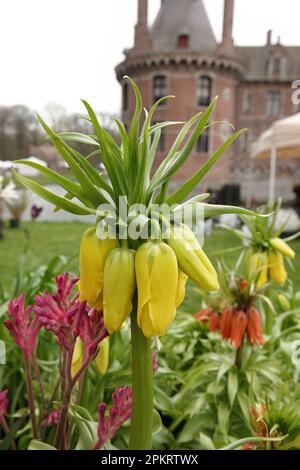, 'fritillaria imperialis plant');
13,77,261,450
196,263,269,367
223,201,299,288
